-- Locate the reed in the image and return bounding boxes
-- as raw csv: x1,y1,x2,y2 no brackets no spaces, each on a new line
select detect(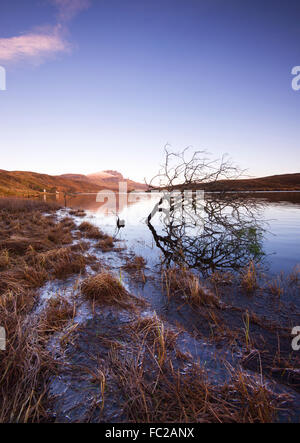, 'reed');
81,272,144,310
78,221,105,240
267,276,284,297
40,296,75,334
0,290,56,422
110,345,281,423
241,261,259,293
162,266,220,307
